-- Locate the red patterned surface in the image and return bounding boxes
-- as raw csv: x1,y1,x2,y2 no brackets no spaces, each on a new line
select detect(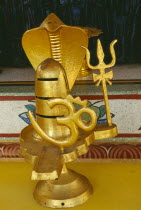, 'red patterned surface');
0,143,20,158
1,143,141,159
108,144,141,159
80,143,141,159
80,145,108,159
